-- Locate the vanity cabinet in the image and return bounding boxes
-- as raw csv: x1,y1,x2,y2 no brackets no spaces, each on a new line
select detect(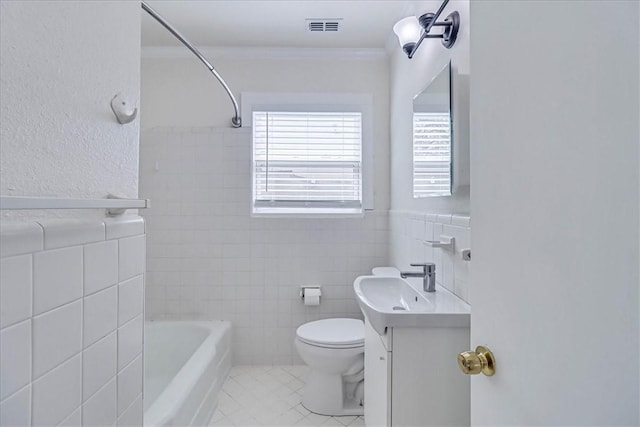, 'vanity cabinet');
364,316,392,426
364,317,470,427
